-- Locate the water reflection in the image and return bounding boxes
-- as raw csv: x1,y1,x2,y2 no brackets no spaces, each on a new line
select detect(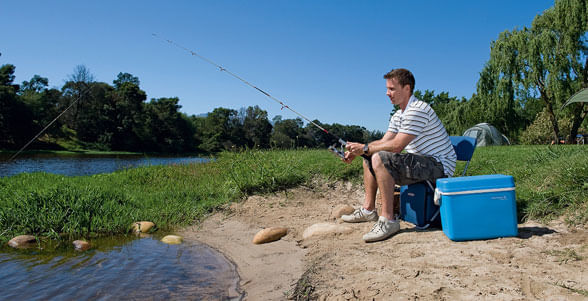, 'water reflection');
0,153,209,177
0,236,242,300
